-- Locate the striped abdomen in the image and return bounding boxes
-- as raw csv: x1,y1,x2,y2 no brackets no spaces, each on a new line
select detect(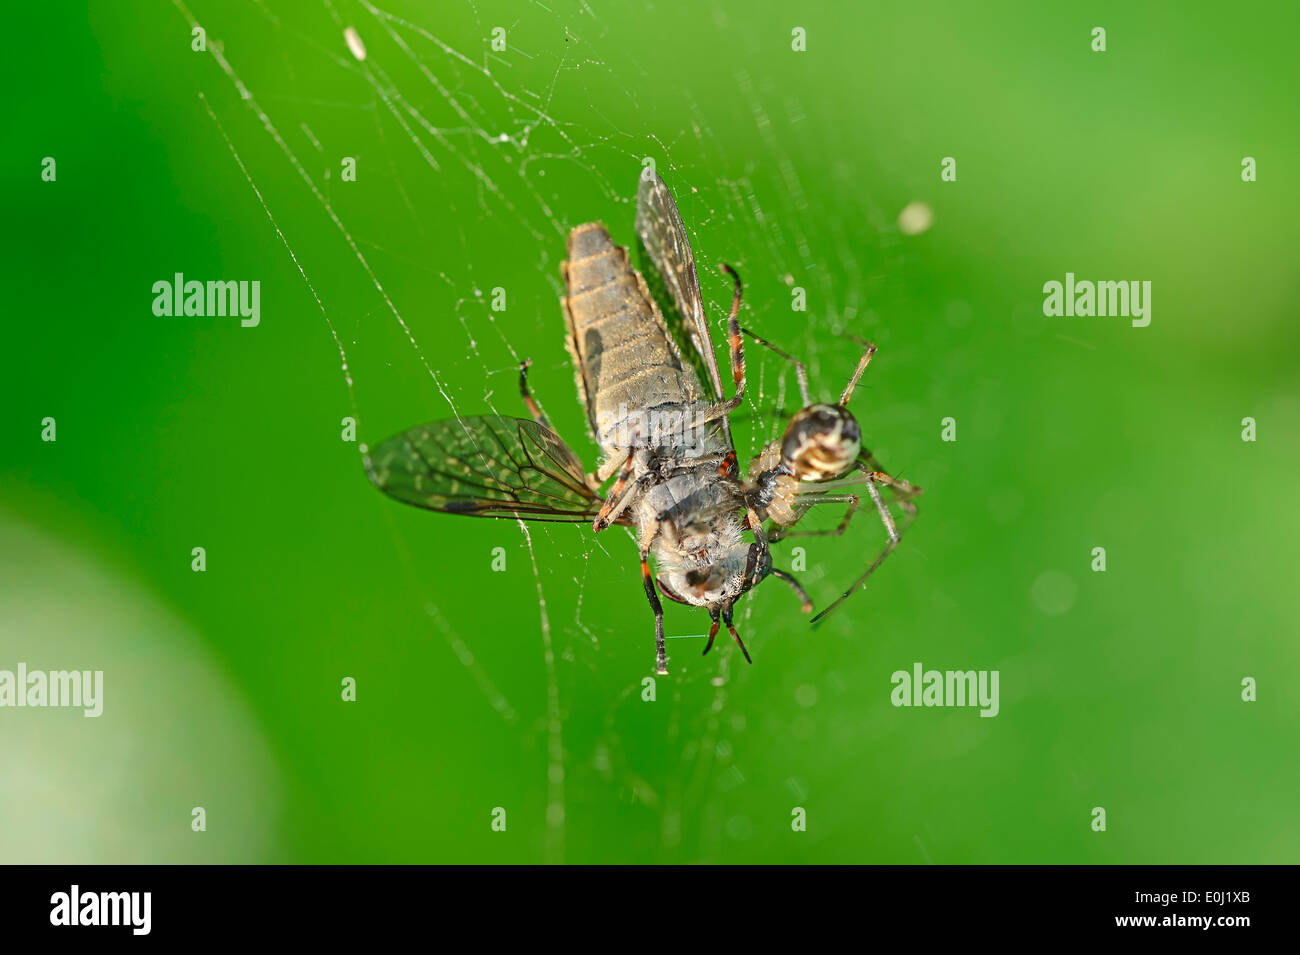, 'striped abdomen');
561,223,705,454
